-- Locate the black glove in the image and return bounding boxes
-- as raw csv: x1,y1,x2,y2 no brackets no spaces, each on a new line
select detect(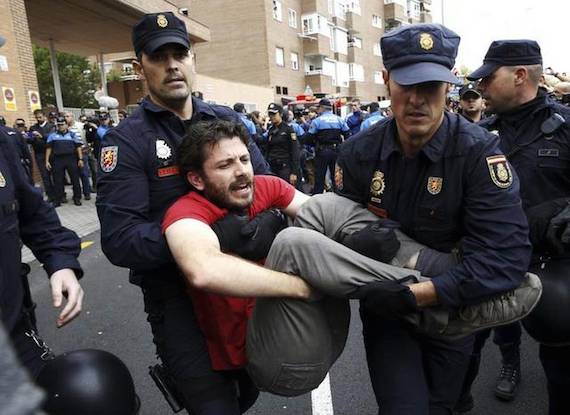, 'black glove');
211,213,250,253
547,203,570,255
342,219,401,263
526,198,570,254
354,278,418,320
